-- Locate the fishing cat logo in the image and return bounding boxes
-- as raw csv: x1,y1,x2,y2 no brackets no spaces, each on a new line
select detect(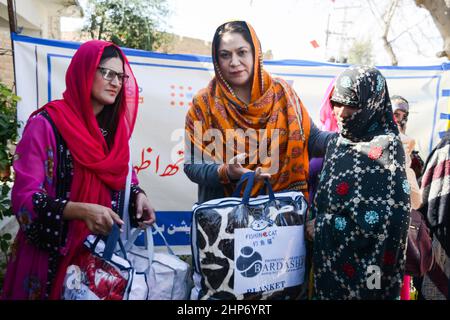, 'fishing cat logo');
250,218,270,231
248,207,273,231
236,246,263,278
